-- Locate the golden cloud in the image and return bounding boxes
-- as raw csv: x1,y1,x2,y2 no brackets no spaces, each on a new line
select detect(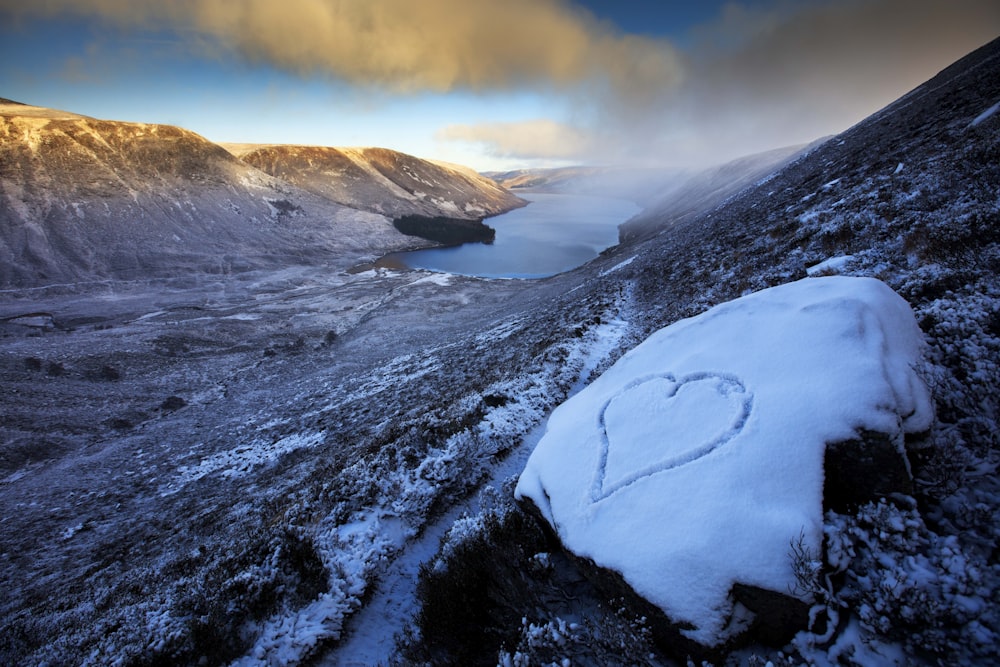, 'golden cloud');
5,0,684,96
436,119,593,160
